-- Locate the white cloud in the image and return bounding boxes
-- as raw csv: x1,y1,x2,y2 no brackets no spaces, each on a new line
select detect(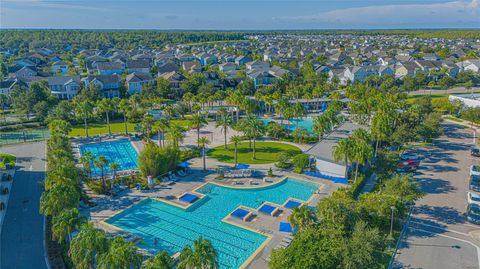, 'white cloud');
2,0,107,12
279,0,480,27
